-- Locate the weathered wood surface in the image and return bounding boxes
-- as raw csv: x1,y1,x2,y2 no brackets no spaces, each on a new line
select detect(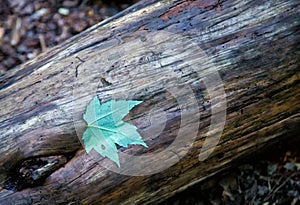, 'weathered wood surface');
0,0,299,204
